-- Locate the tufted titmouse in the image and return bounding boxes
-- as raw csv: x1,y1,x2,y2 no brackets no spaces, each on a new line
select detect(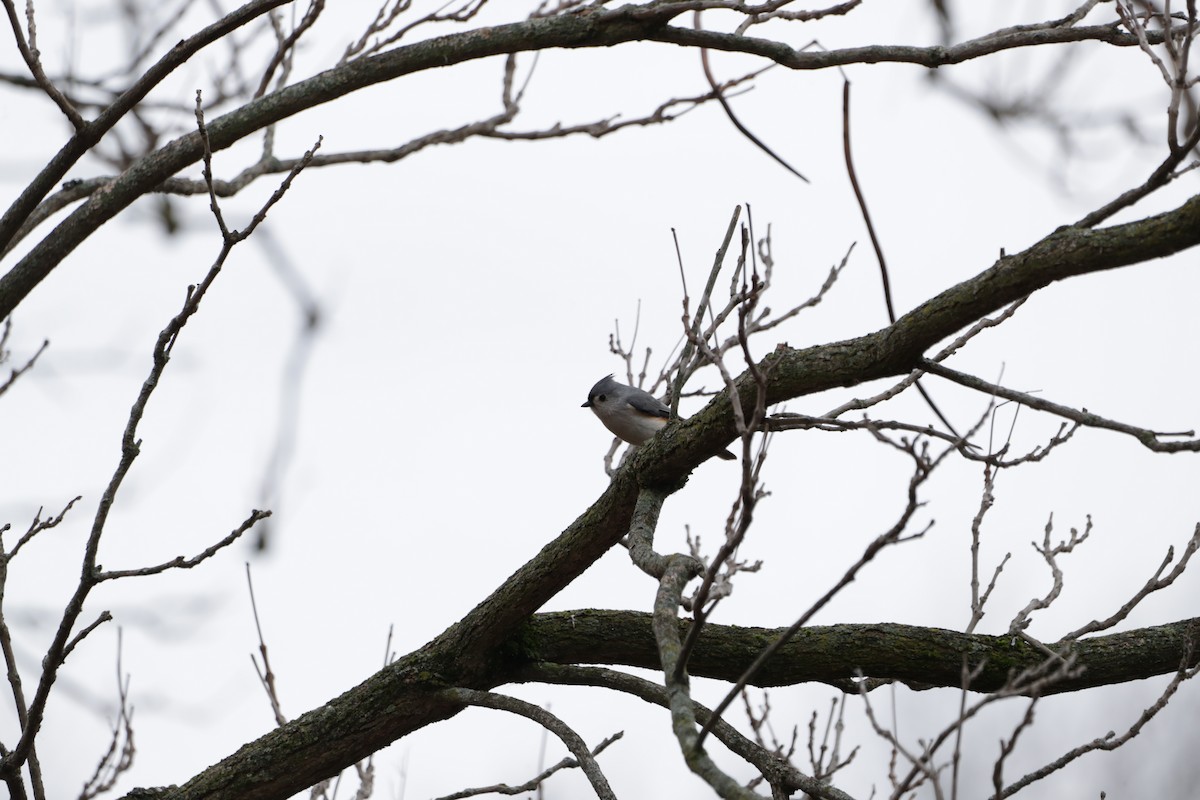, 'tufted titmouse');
582,375,736,460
